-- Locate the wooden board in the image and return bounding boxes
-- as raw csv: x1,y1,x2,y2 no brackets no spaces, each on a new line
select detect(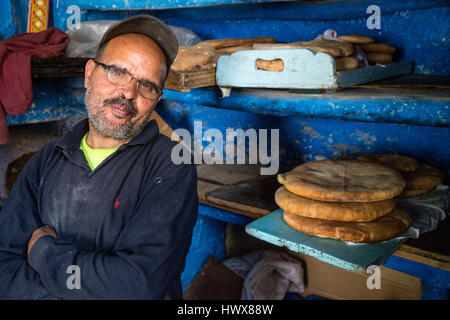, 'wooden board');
31,57,88,78
197,164,262,186
245,209,407,273
393,246,450,272
165,64,216,92
353,74,450,89
198,180,222,203
337,61,413,88
205,176,280,216
291,250,422,300
197,164,267,219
